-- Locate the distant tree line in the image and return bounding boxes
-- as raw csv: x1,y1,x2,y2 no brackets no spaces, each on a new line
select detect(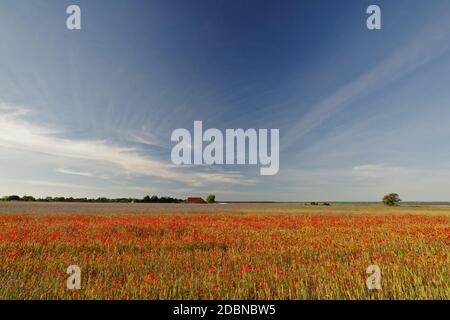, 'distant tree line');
305,202,331,206
0,195,183,203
